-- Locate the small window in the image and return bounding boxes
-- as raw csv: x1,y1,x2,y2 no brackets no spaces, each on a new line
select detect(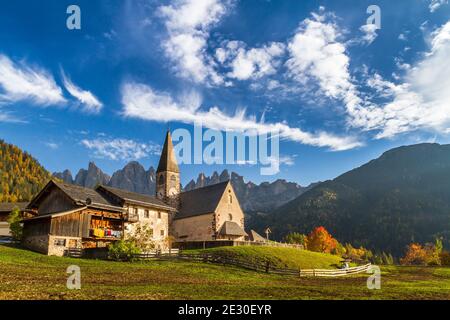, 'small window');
229,195,232,203
228,214,233,221
144,210,149,219
157,212,162,219
54,238,66,246
134,207,138,215
160,229,165,237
